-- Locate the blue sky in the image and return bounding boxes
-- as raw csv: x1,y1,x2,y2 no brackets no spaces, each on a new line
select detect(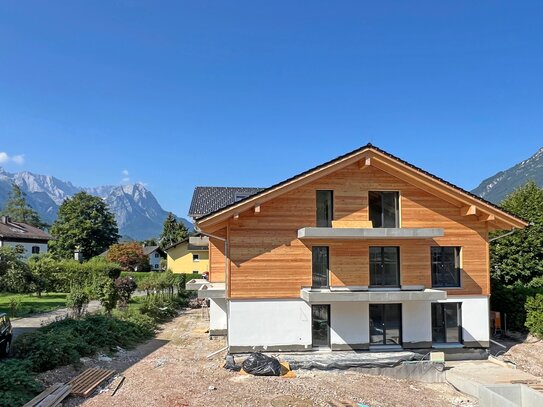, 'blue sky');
1,1,542,217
